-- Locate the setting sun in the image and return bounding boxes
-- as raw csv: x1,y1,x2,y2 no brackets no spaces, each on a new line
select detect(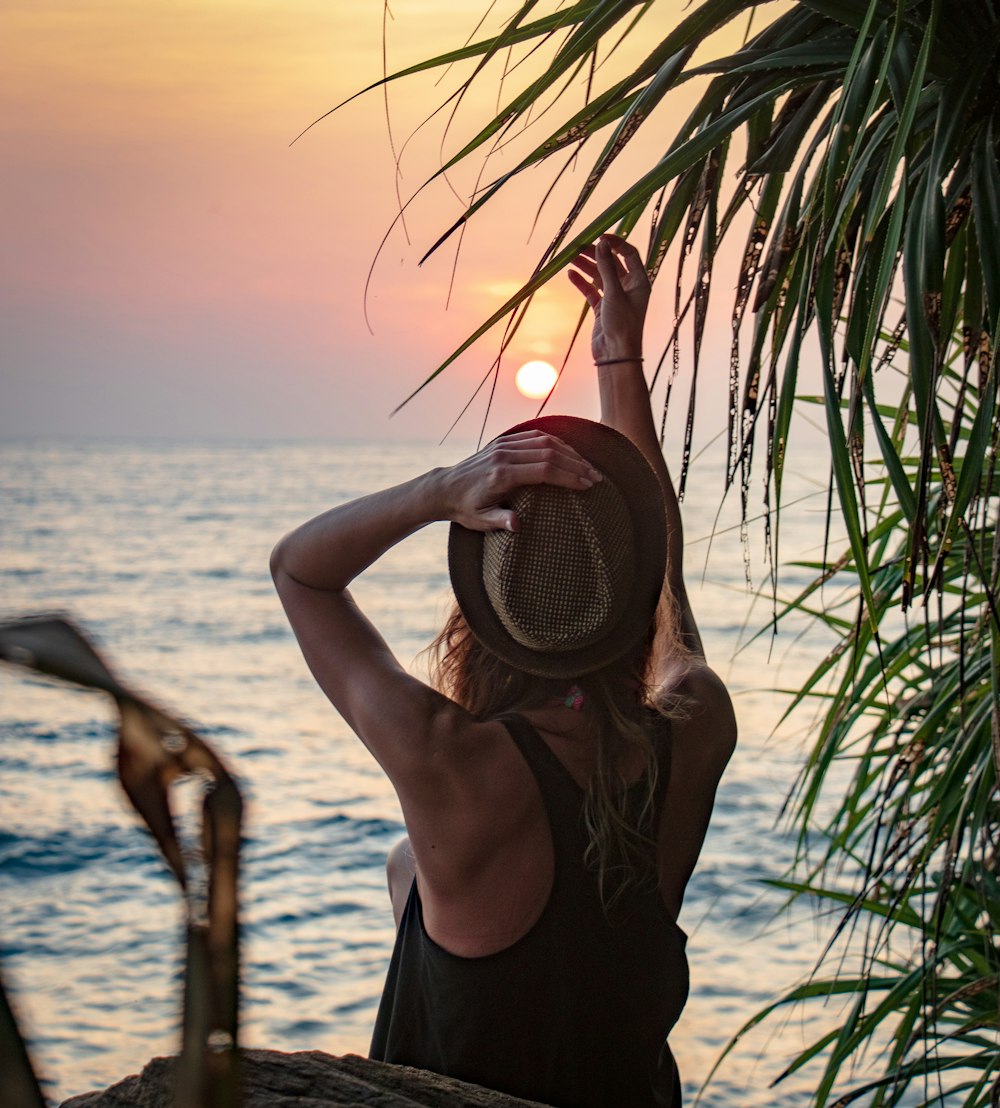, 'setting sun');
514,360,558,399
